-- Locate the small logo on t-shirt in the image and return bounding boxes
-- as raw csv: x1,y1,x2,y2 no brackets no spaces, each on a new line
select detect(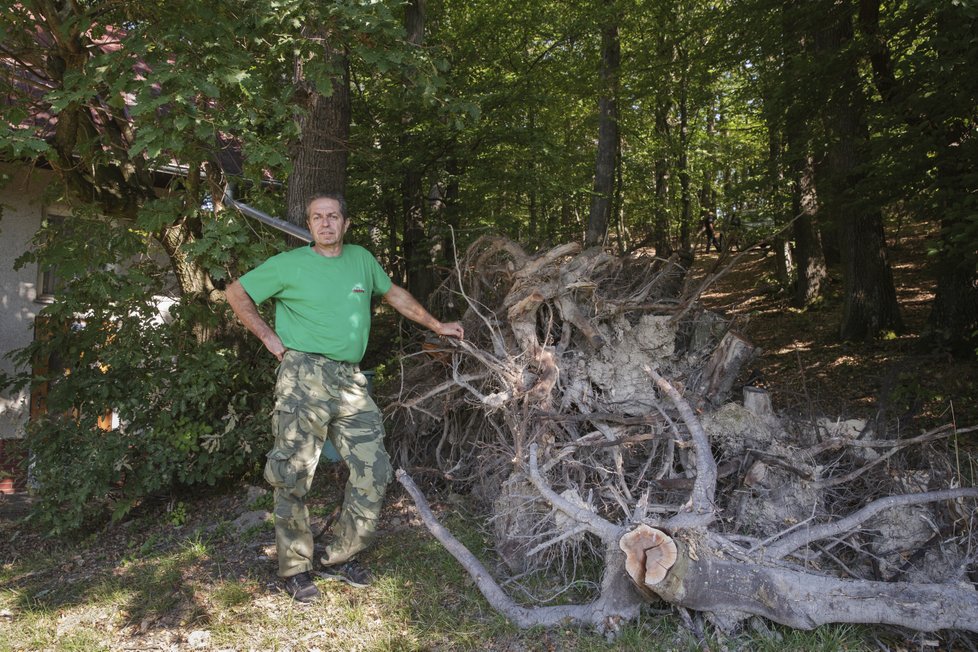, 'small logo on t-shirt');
352,284,367,294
